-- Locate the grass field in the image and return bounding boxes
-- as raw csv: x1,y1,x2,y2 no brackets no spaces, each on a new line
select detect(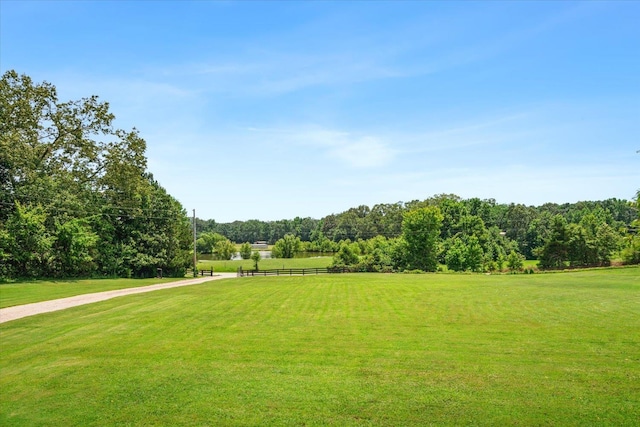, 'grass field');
1,268,638,425
198,256,333,272
0,277,183,309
